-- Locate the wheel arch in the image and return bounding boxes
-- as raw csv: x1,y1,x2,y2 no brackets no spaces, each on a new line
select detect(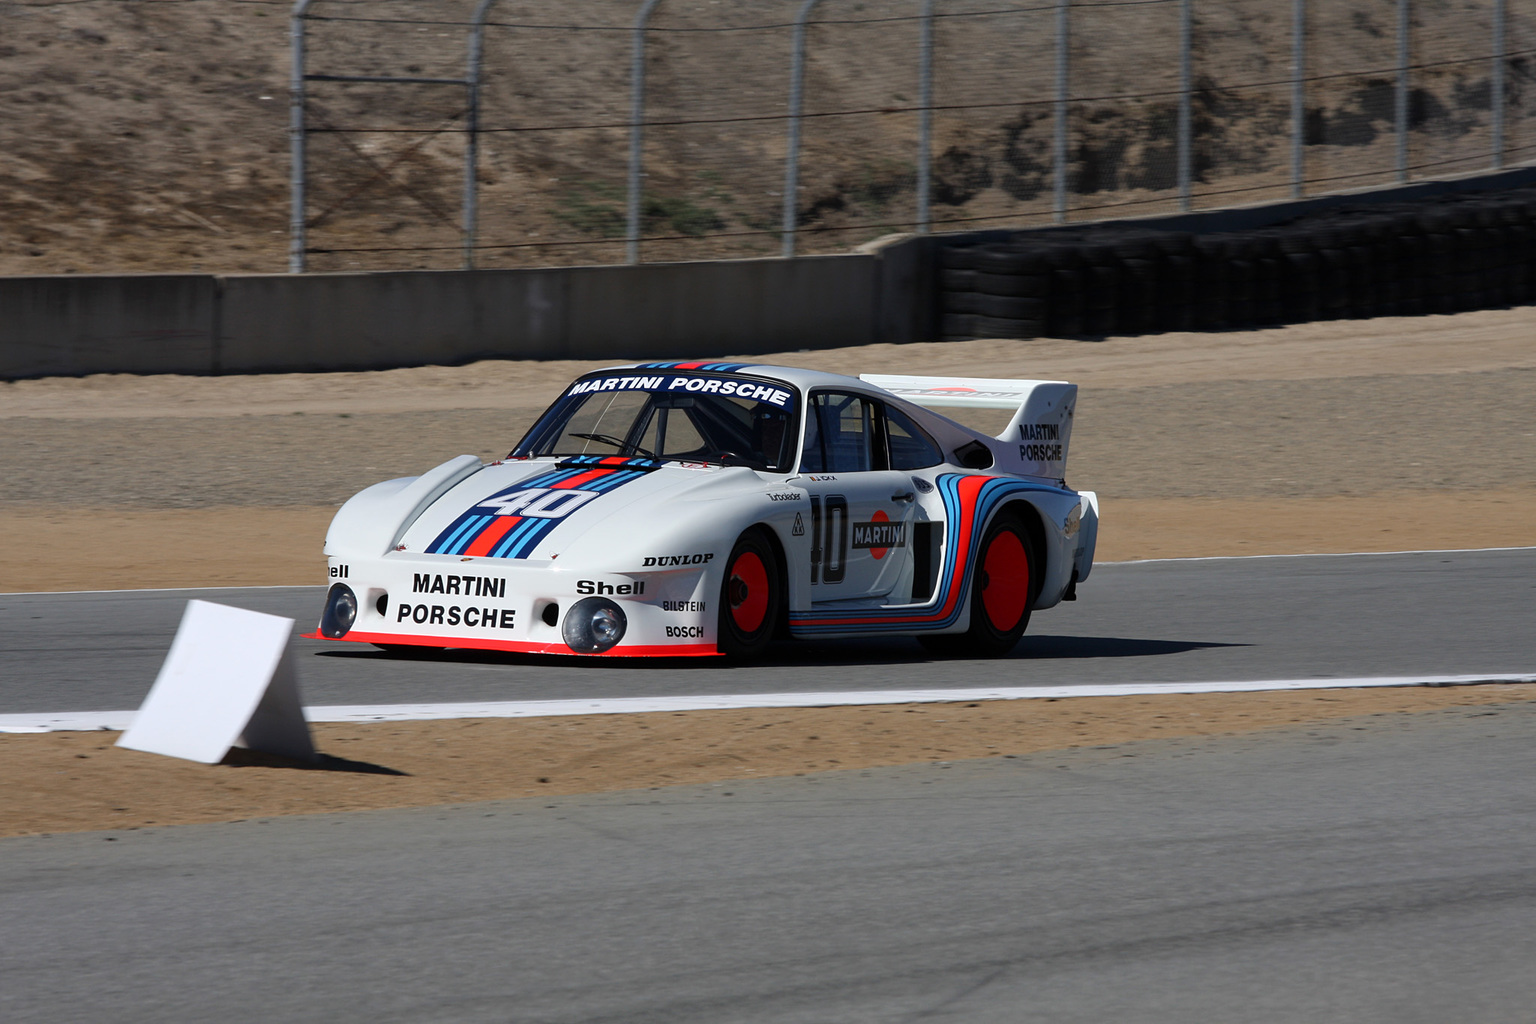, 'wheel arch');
996,499,1048,609
748,520,794,640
